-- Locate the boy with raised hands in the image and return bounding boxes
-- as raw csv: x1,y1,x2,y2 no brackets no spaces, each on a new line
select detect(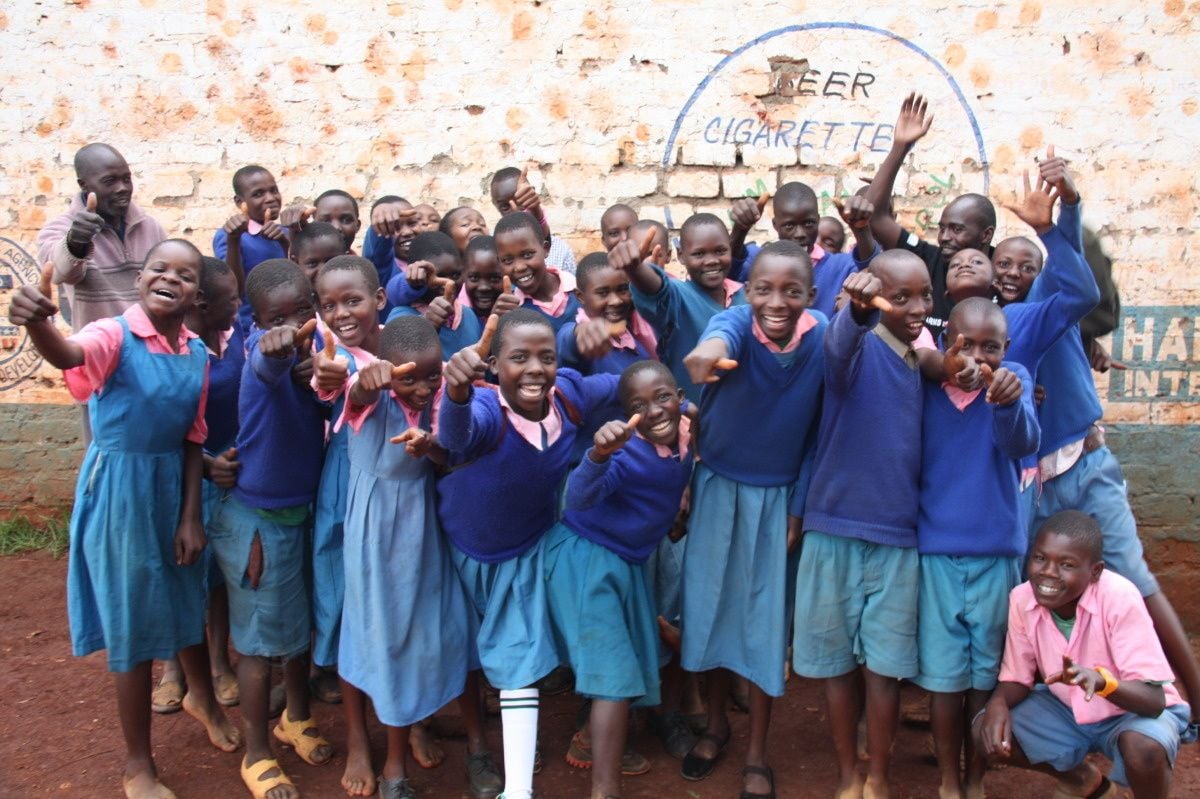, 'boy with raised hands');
727,184,879,318
864,93,997,339
490,165,577,274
